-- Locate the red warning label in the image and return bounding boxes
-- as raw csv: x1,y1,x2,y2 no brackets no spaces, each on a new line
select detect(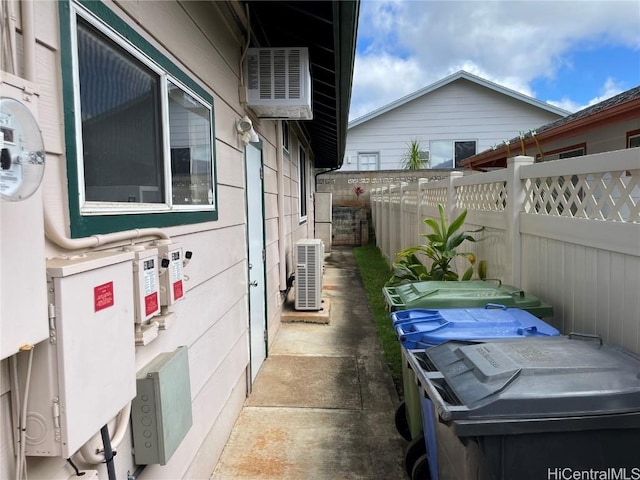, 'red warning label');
94,282,114,312
145,292,159,317
173,280,184,301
